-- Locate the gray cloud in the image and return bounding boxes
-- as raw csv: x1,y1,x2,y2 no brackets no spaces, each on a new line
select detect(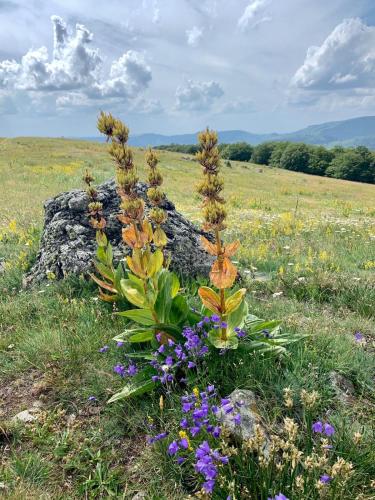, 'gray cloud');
0,0,19,13
175,79,224,111
292,18,375,91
